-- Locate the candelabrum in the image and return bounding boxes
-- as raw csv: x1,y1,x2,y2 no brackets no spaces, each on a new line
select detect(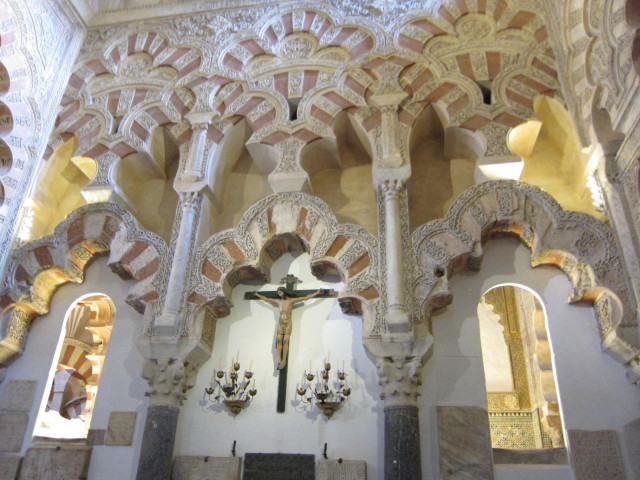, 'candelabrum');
296,362,351,419
205,362,257,415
